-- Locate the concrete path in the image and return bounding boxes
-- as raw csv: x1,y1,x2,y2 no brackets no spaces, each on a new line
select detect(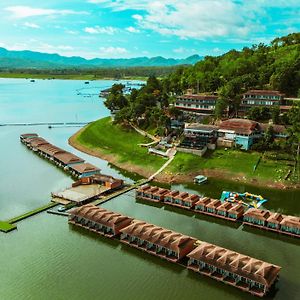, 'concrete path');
148,155,175,181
